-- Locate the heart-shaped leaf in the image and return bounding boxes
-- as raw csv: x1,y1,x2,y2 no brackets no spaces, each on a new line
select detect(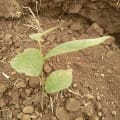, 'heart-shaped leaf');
10,48,44,76
45,69,72,93
44,36,110,60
